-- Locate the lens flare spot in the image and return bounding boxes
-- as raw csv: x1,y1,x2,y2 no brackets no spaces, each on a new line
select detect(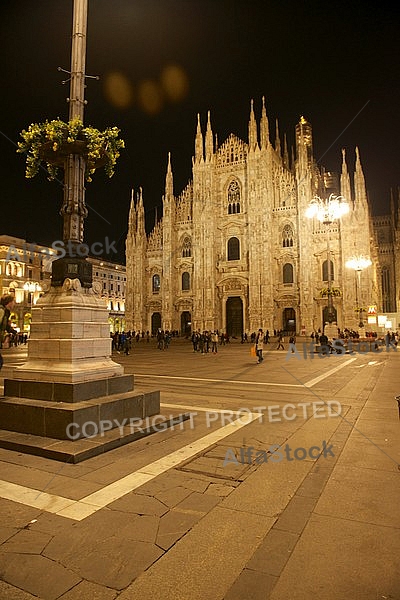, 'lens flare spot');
138,80,163,114
161,64,189,102
103,72,134,109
